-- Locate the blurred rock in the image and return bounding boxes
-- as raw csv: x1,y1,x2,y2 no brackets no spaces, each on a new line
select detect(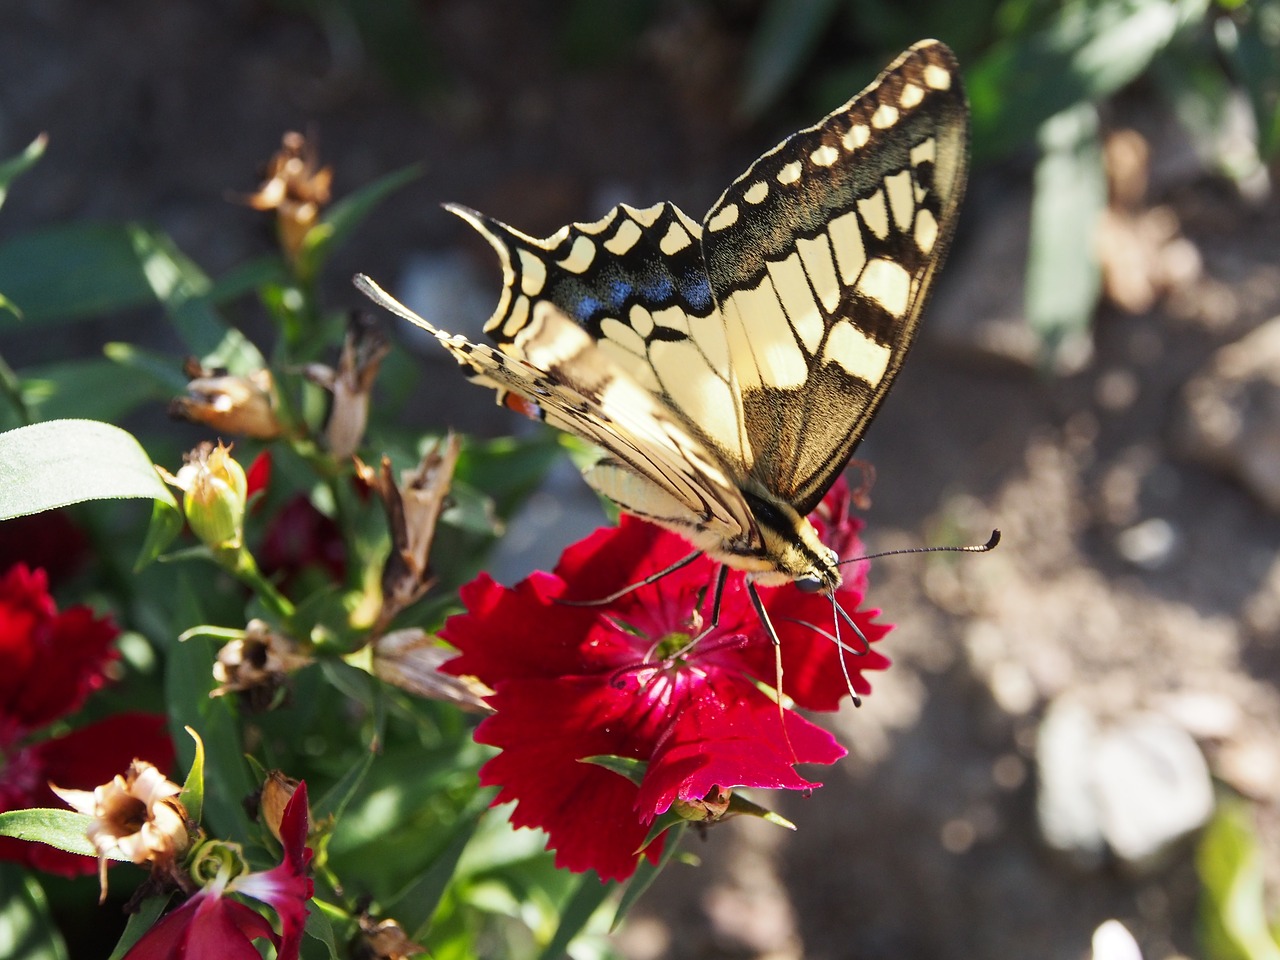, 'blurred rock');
1093,713,1214,873
1113,517,1179,570
1175,316,1280,512
1037,698,1214,874
1090,919,1143,960
1036,698,1106,869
